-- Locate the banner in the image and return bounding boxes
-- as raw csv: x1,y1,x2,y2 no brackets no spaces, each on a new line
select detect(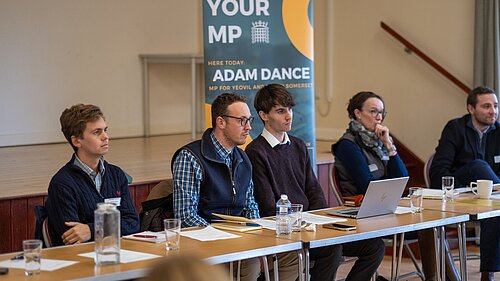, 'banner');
203,0,316,163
